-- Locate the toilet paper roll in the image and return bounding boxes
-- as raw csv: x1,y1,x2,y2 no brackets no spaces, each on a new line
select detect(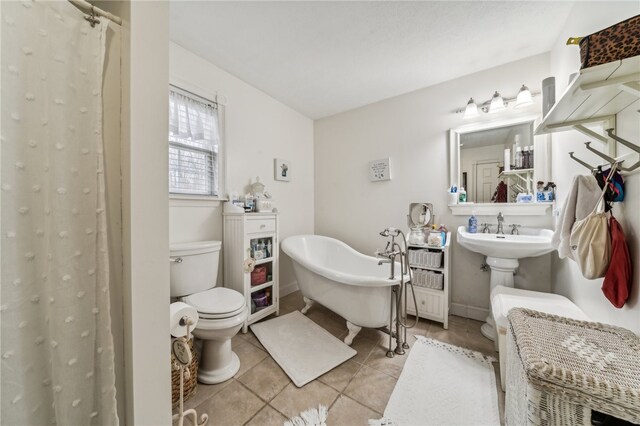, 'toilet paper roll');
170,302,199,338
